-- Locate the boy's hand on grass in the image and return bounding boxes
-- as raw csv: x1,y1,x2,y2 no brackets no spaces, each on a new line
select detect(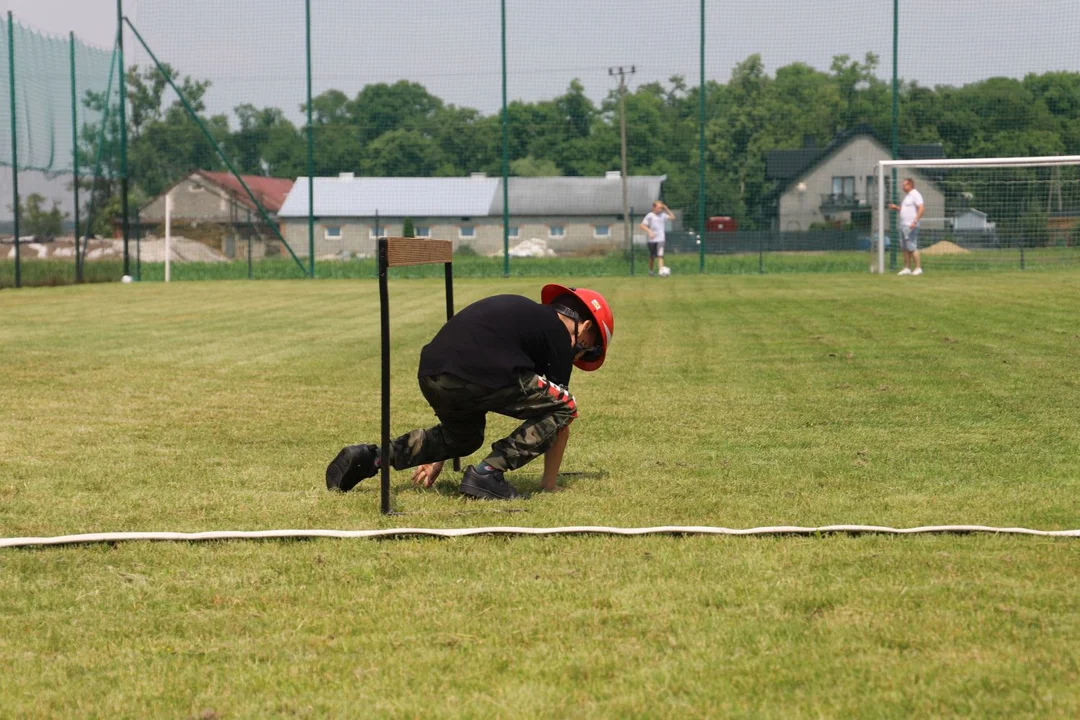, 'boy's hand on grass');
412,461,444,488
